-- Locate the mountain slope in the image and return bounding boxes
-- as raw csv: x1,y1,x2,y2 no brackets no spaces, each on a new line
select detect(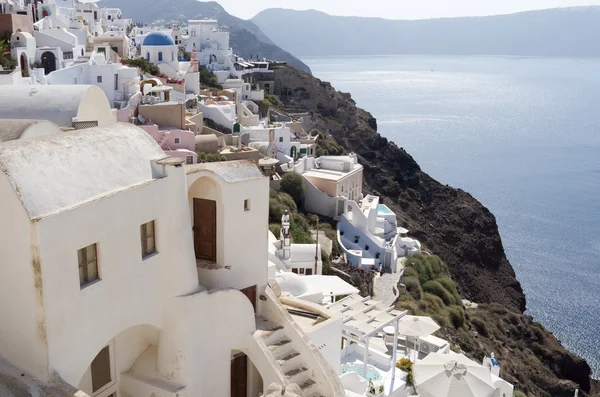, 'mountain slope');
98,0,311,73
252,7,600,57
